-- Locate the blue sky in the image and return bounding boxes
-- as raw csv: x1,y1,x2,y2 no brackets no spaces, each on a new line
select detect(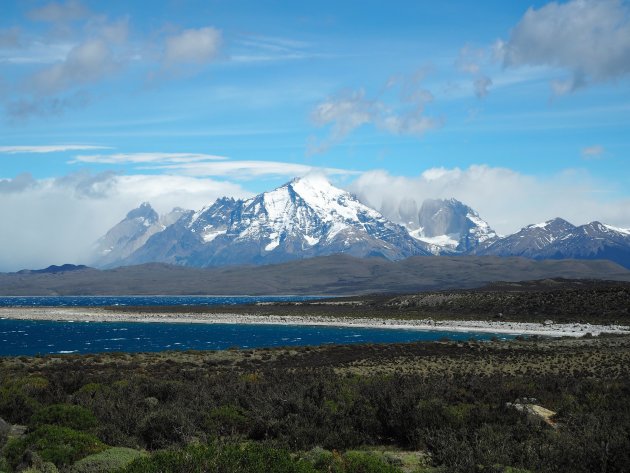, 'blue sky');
0,0,629,269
